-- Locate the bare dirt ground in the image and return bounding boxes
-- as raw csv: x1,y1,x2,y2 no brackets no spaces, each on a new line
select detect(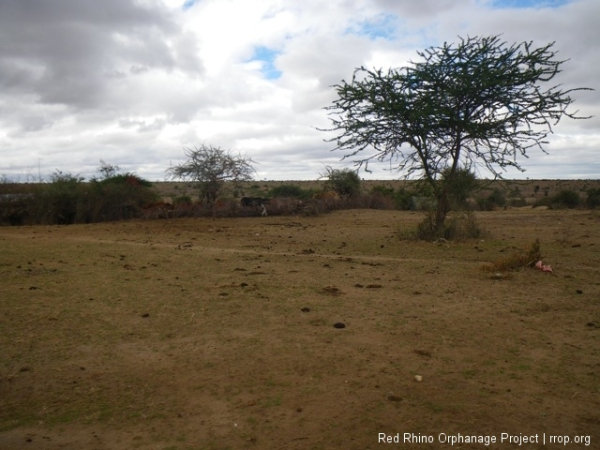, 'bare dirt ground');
1,208,599,450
